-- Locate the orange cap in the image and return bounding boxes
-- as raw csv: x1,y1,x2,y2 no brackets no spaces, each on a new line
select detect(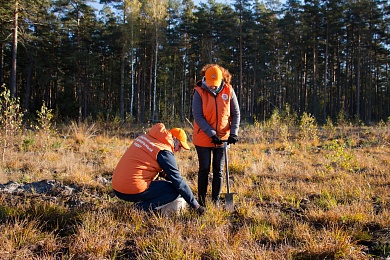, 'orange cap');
205,66,223,87
169,128,190,150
